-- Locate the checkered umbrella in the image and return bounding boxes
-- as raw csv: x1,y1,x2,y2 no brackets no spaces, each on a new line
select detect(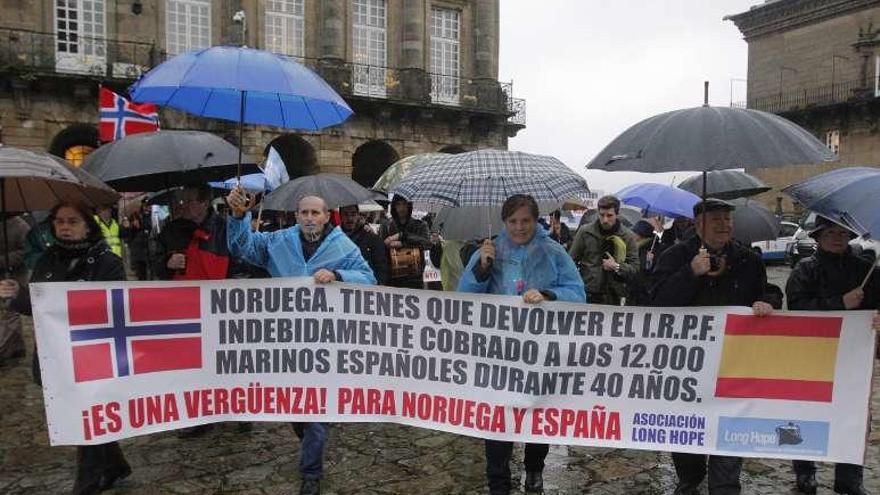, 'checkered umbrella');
388,150,591,209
